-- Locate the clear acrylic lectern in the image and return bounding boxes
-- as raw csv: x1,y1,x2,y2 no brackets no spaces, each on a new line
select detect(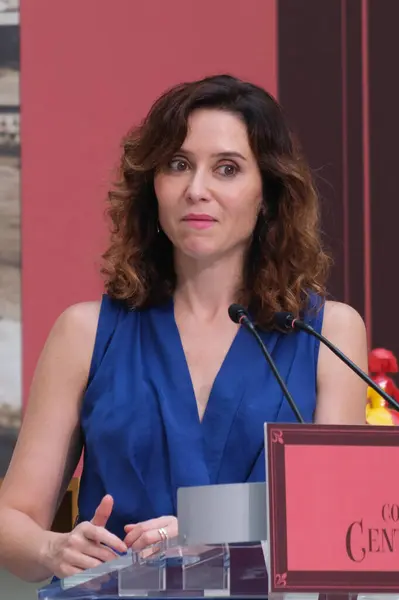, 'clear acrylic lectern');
38,540,271,599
